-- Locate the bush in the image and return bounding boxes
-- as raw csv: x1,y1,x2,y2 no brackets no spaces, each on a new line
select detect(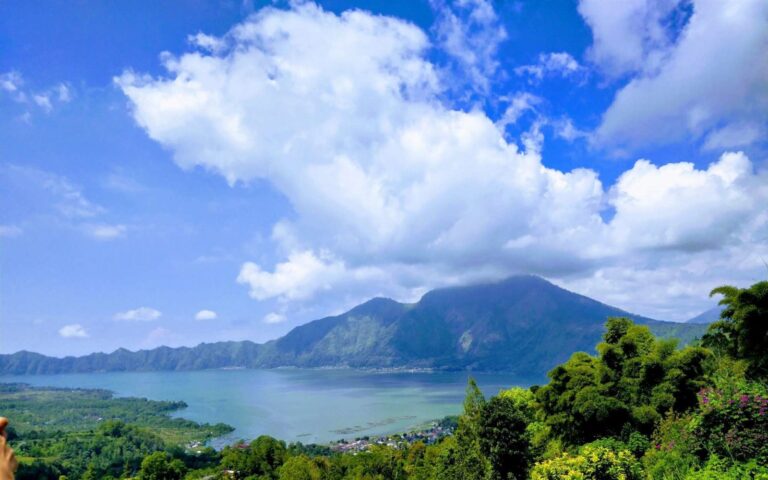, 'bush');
643,413,700,480
686,456,768,480
644,449,699,480
531,445,644,480
694,383,768,463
